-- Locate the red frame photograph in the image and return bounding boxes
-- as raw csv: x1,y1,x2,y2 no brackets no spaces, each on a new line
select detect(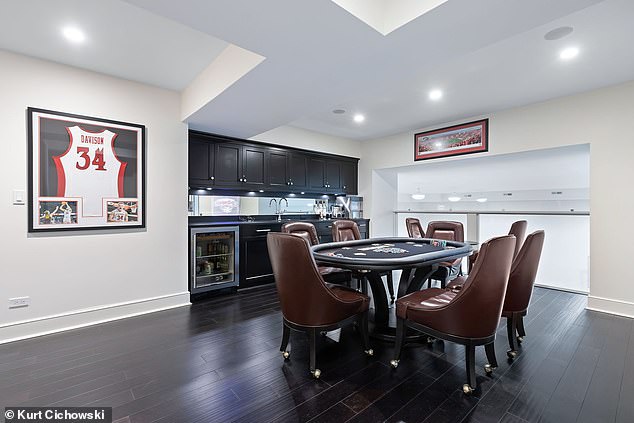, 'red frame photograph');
414,118,488,161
